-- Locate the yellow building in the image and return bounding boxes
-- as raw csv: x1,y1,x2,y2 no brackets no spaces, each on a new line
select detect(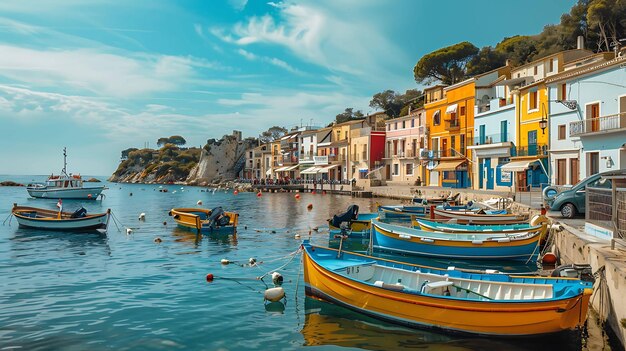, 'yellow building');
423,85,448,186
